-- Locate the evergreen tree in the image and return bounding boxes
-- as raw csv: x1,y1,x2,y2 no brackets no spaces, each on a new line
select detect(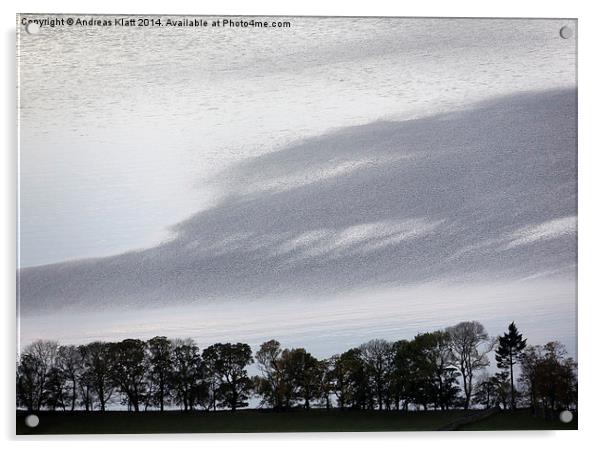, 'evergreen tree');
495,322,527,410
